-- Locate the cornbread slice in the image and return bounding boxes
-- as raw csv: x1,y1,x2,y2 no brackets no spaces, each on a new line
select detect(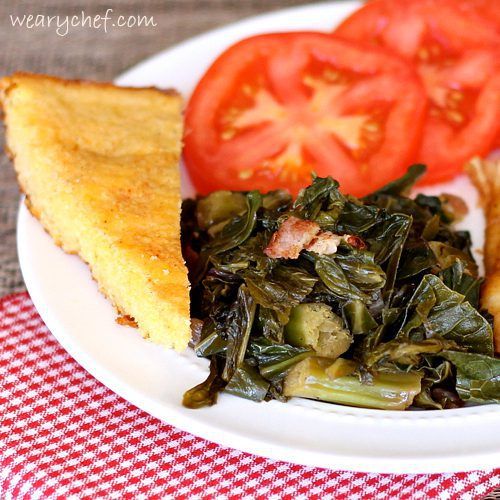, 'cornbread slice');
467,157,500,353
1,73,190,351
